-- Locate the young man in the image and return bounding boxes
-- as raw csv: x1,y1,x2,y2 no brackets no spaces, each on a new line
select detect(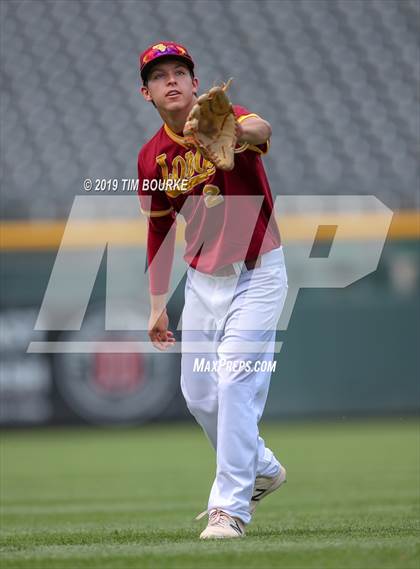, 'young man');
137,42,288,539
